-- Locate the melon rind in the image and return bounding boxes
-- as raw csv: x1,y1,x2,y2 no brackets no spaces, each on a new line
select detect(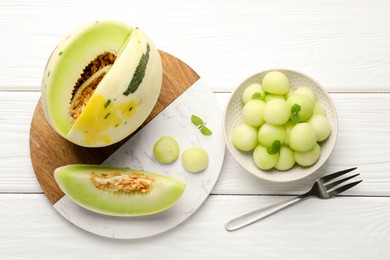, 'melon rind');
41,21,163,147
54,164,186,217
